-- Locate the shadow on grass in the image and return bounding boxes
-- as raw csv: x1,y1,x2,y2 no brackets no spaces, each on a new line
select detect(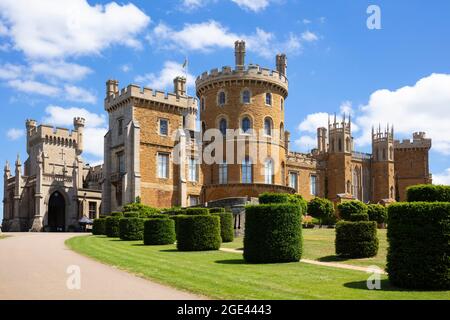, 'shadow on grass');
344,279,406,292
215,259,246,265
159,249,179,252
317,255,353,263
